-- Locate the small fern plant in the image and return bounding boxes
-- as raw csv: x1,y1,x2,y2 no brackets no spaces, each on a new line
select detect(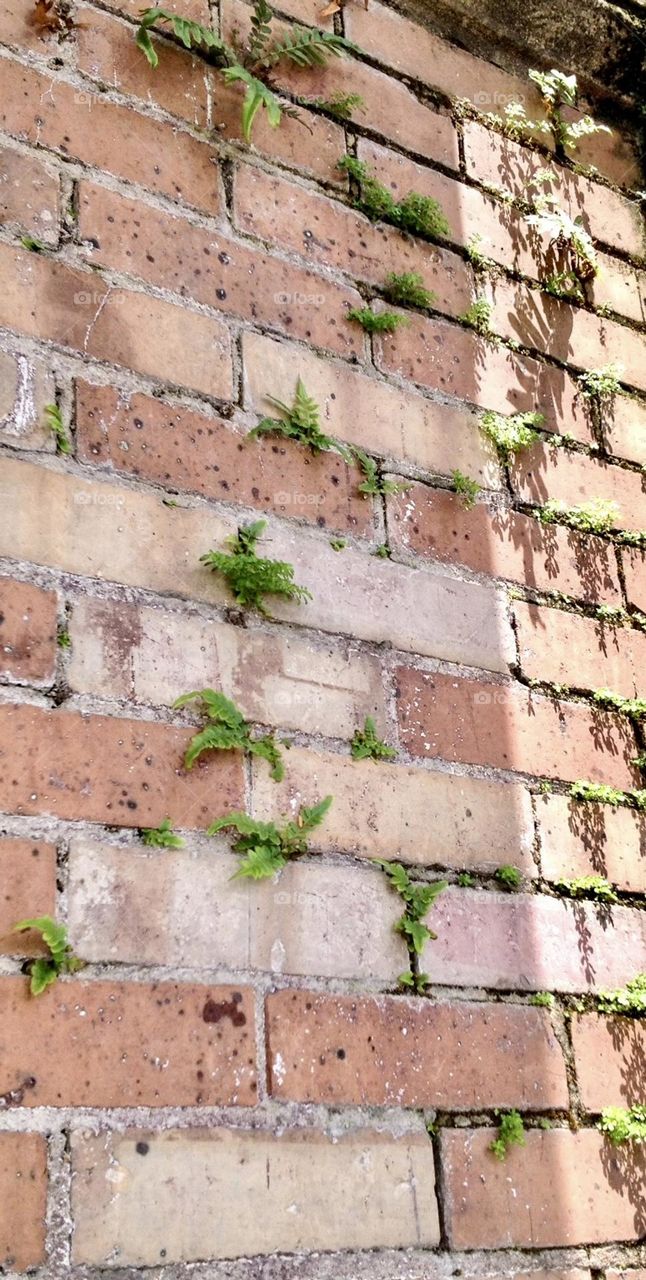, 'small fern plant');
537,498,619,535
528,69,611,156
599,1106,646,1144
347,307,407,334
490,1110,526,1160
248,379,351,459
351,716,396,761
480,410,543,464
201,519,311,615
452,470,480,509
339,156,449,240
375,859,447,994
44,403,71,454
208,796,332,878
141,818,185,848
354,449,409,498
383,271,436,309
135,1,356,140
459,298,493,334
14,917,84,996
174,688,285,778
